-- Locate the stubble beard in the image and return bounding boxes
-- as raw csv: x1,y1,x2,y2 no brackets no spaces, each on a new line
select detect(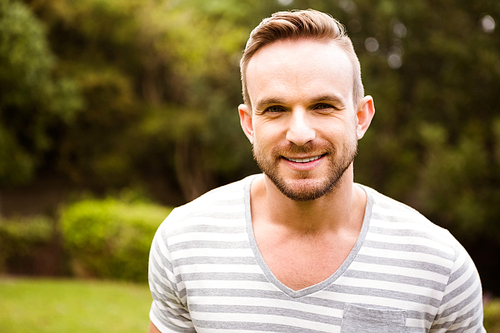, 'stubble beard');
253,140,358,202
